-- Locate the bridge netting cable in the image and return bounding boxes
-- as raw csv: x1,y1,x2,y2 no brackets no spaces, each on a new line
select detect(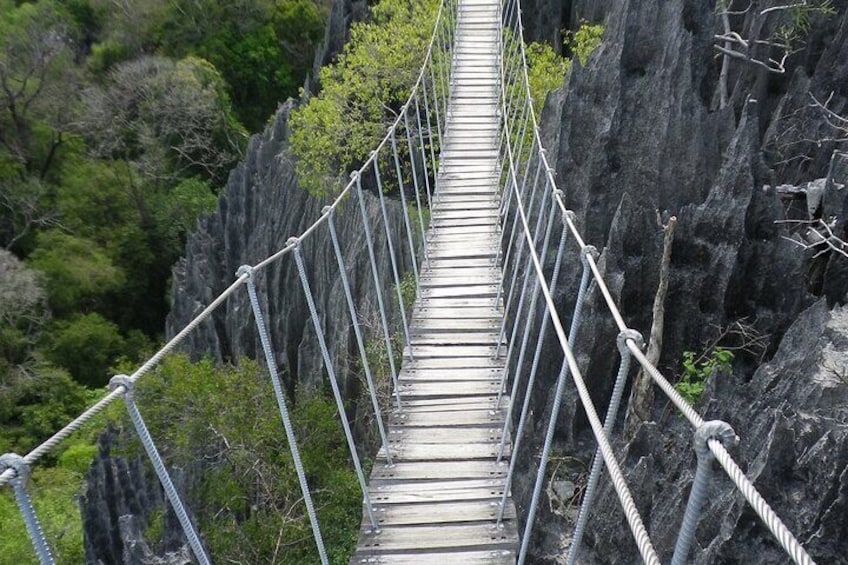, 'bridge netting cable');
495,0,817,563
0,0,821,564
